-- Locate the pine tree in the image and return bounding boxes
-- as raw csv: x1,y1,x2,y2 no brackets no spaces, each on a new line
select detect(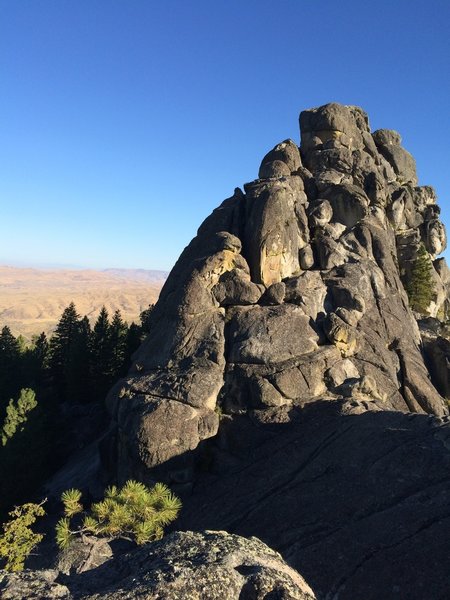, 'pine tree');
139,304,154,337
20,333,49,393
1,388,37,446
0,326,21,417
110,310,128,377
49,303,81,402
91,307,112,400
0,385,59,517
66,316,92,404
406,243,435,314
32,332,49,368
56,480,181,549
124,322,142,367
